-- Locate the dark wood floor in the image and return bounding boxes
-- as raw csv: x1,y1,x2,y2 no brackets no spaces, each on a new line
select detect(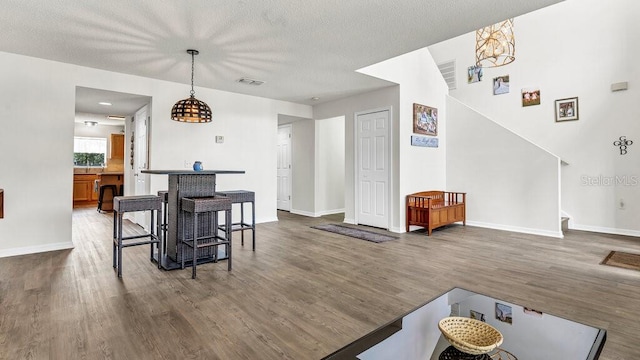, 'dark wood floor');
1,209,639,359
